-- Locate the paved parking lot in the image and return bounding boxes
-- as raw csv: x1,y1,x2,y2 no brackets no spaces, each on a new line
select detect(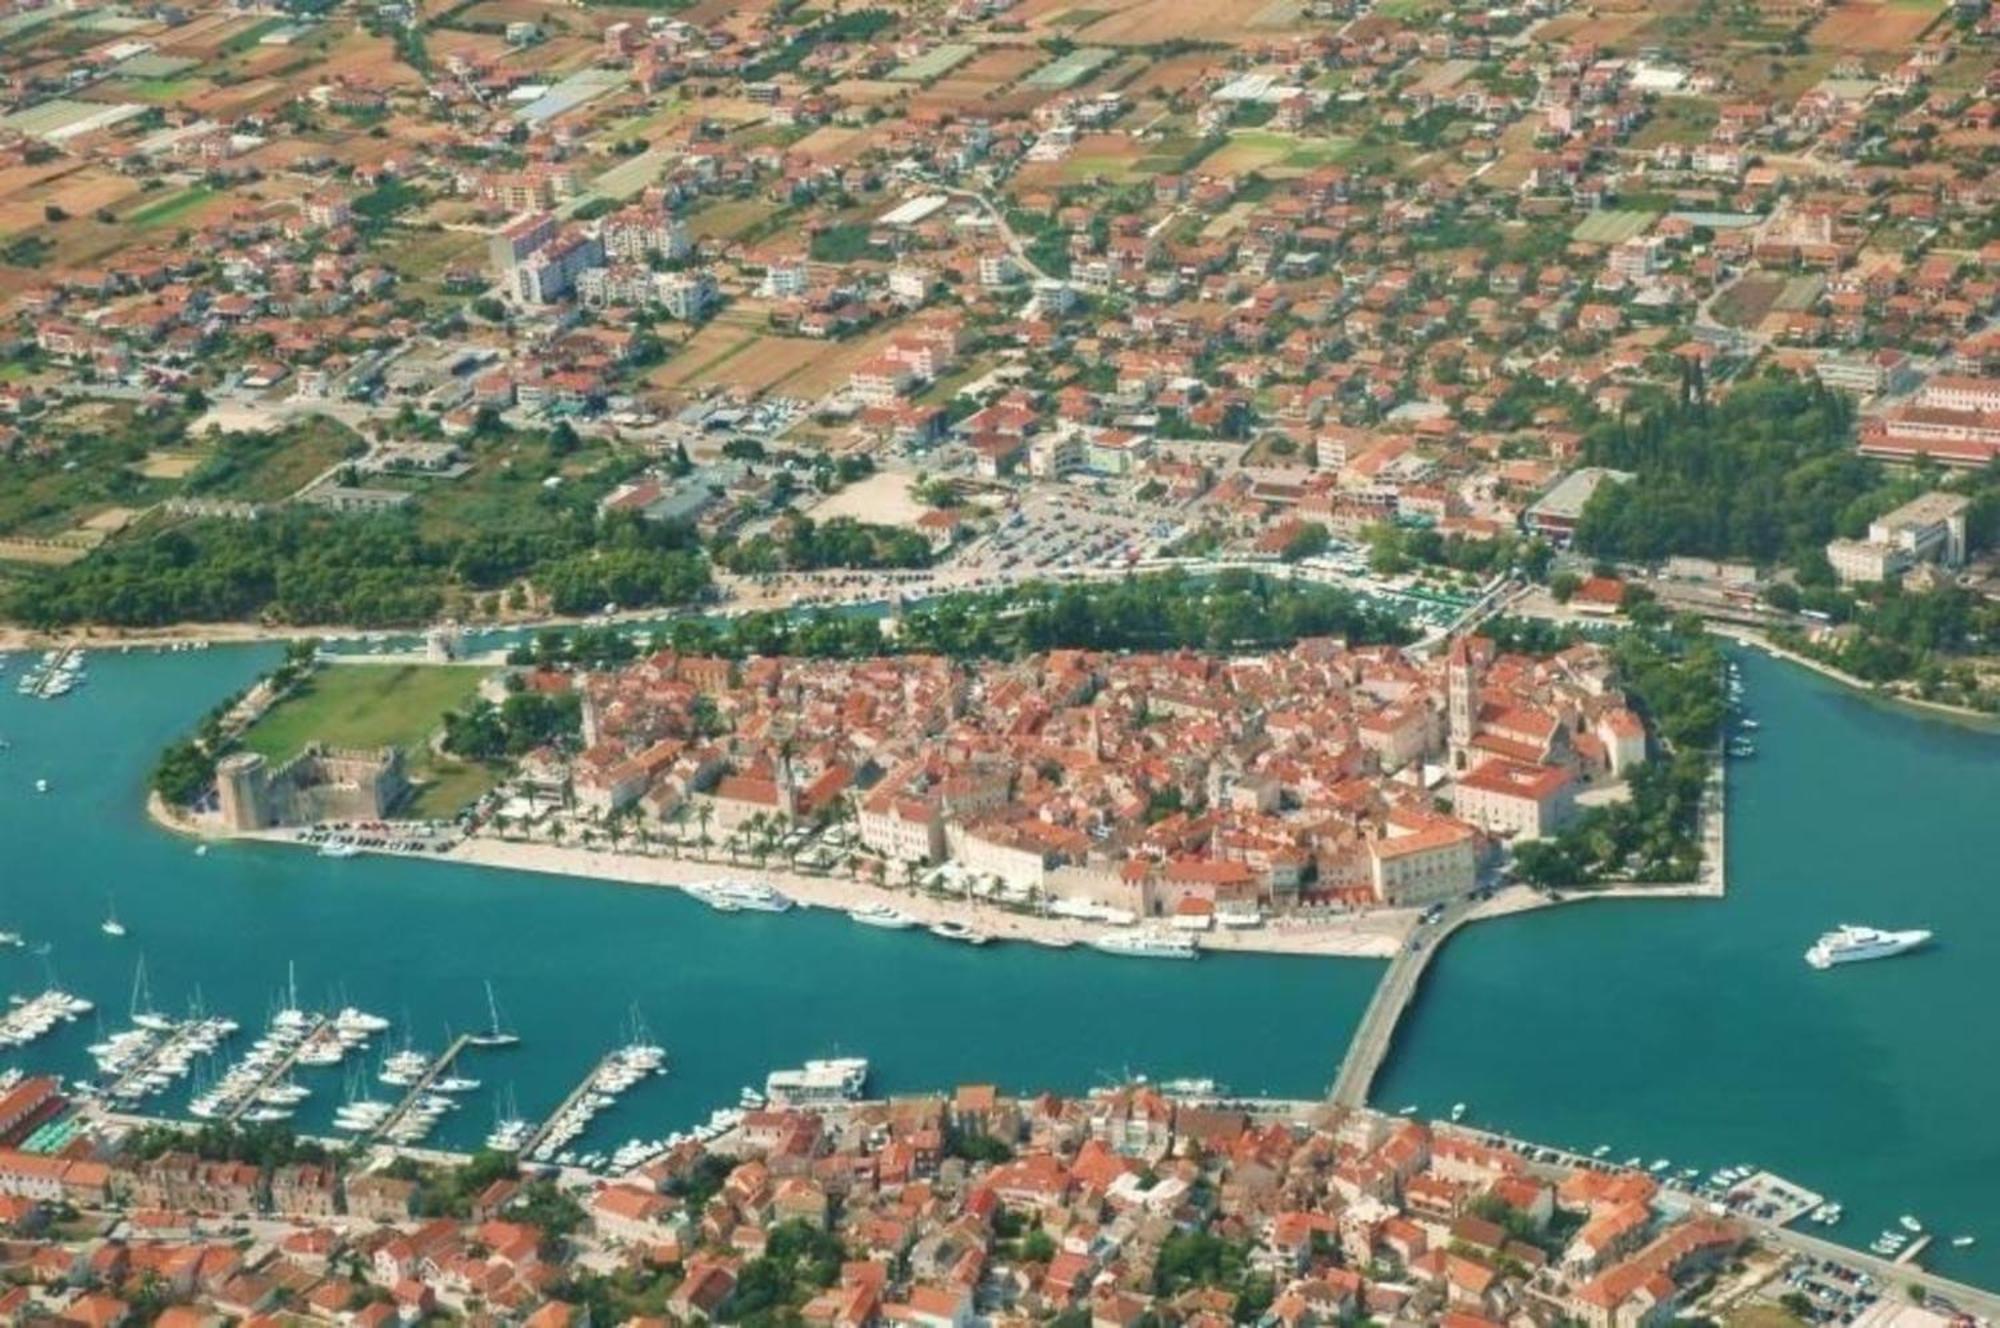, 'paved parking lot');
949,489,1182,577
